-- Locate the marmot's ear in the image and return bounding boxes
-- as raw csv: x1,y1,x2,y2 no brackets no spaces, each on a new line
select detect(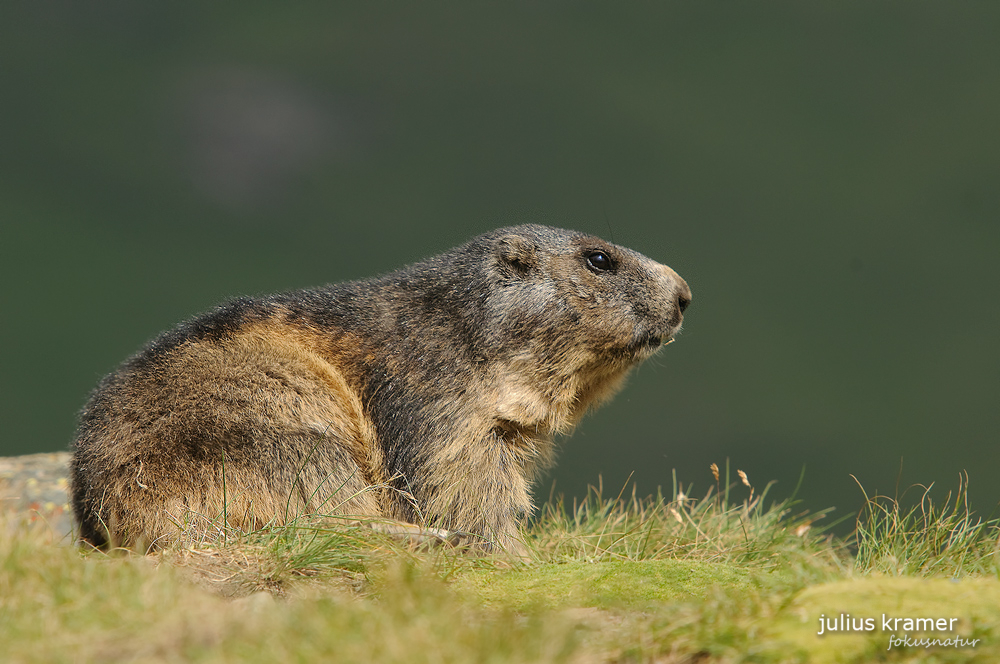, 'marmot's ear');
495,234,538,277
